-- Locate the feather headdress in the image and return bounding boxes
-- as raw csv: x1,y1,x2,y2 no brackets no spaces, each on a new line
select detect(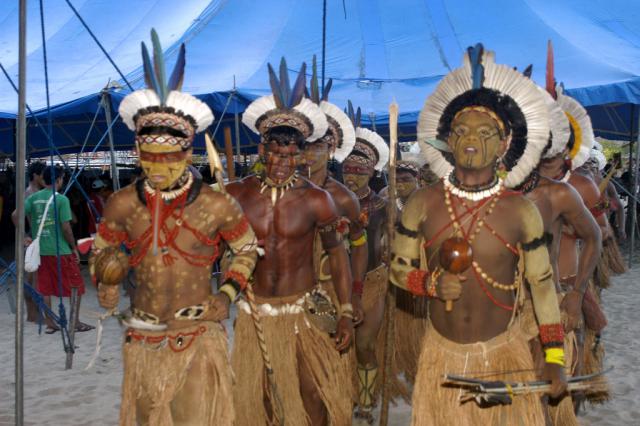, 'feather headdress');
119,29,213,151
306,55,355,162
590,148,607,171
417,43,550,188
556,85,594,170
345,101,389,172
242,58,327,142
397,142,425,176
